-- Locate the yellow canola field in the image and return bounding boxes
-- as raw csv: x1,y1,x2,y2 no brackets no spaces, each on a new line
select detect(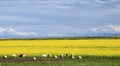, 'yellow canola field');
0,39,120,56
